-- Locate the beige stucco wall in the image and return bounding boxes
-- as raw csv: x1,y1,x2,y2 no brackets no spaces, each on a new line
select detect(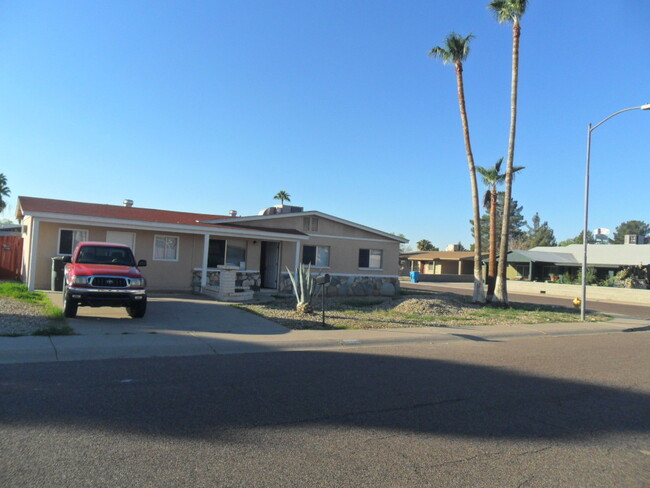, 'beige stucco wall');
29,222,203,290
29,221,271,291
238,215,385,241
439,260,458,275
235,215,402,277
